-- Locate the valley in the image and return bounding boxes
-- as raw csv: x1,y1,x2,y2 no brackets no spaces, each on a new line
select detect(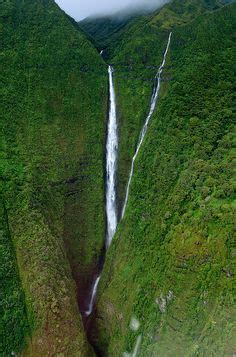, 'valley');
0,0,235,356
